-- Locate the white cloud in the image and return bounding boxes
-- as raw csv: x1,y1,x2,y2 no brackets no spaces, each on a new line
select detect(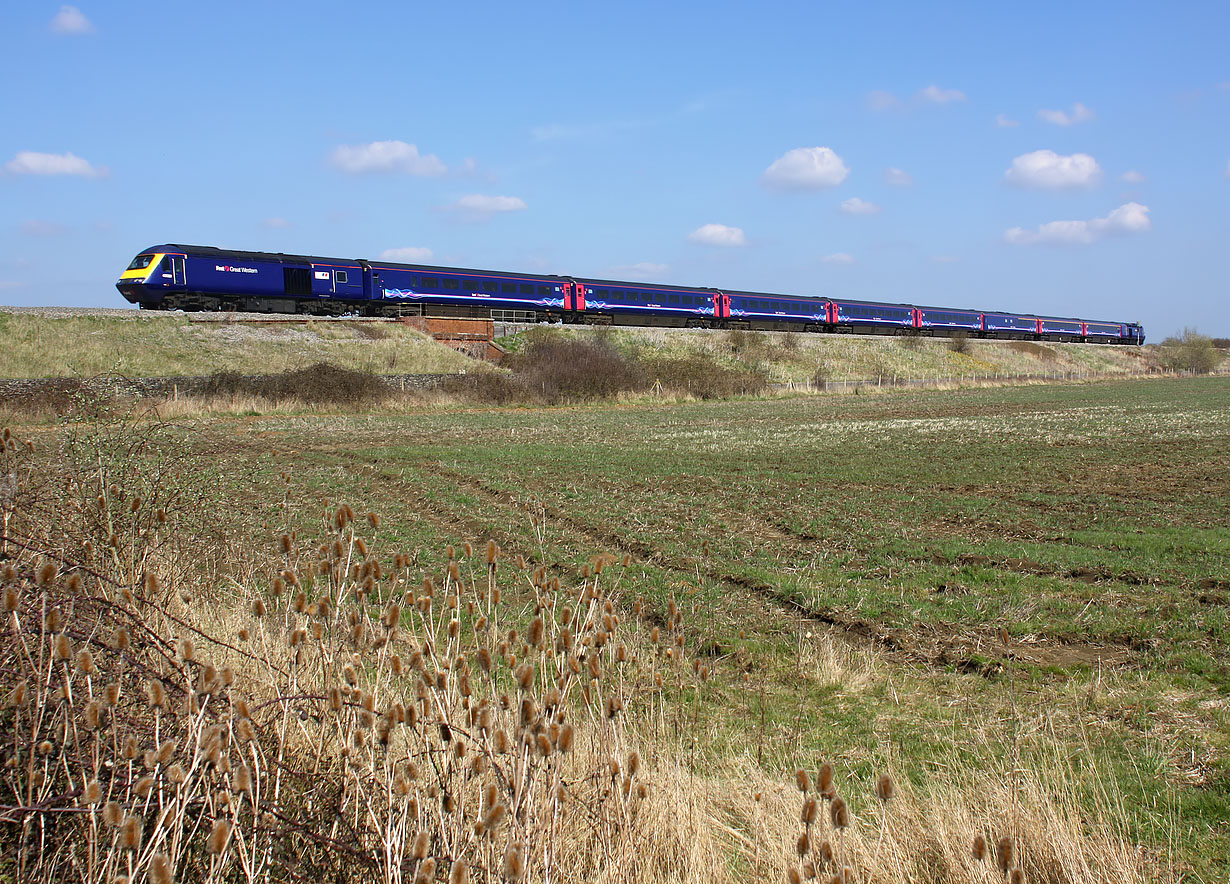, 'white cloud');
1037,102,1094,126
379,246,434,262
451,194,526,215
885,167,913,187
919,85,966,104
687,224,746,247
0,281,29,291
995,114,1020,128
329,140,446,176
1004,150,1102,190
840,197,881,215
263,217,293,229
867,90,902,111
5,150,106,177
1120,170,1146,184
1004,201,1151,246
21,220,69,237
821,252,855,264
50,5,93,34
607,262,668,280
762,147,849,192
